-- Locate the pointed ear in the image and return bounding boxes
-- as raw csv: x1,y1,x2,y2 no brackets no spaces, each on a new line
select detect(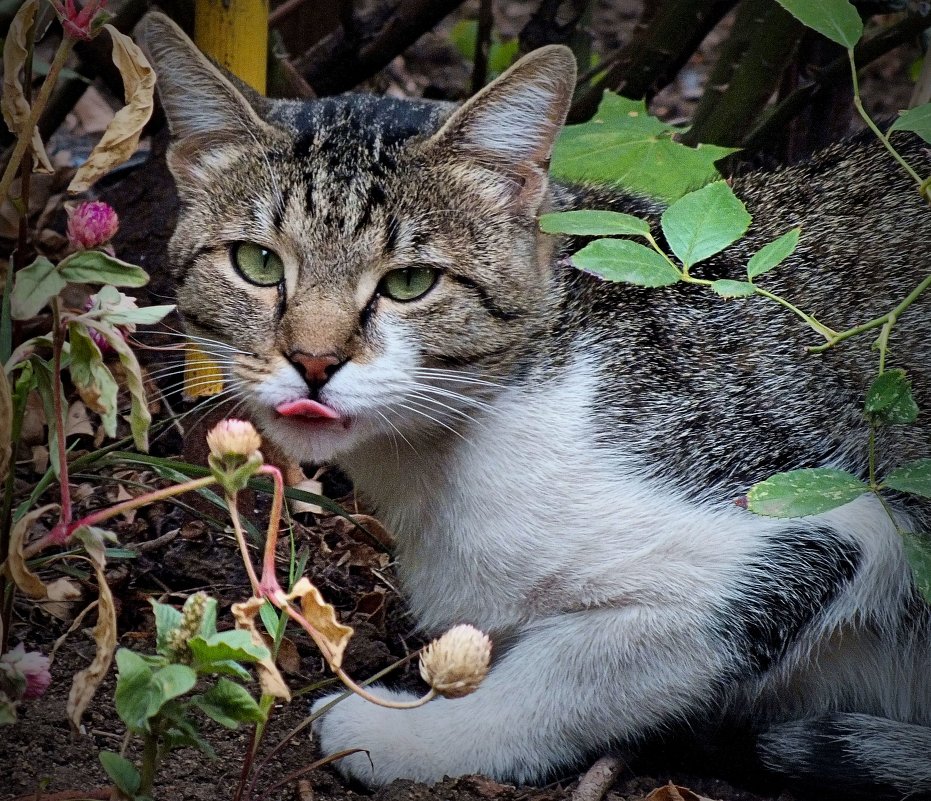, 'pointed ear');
426,44,576,213
134,11,273,145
